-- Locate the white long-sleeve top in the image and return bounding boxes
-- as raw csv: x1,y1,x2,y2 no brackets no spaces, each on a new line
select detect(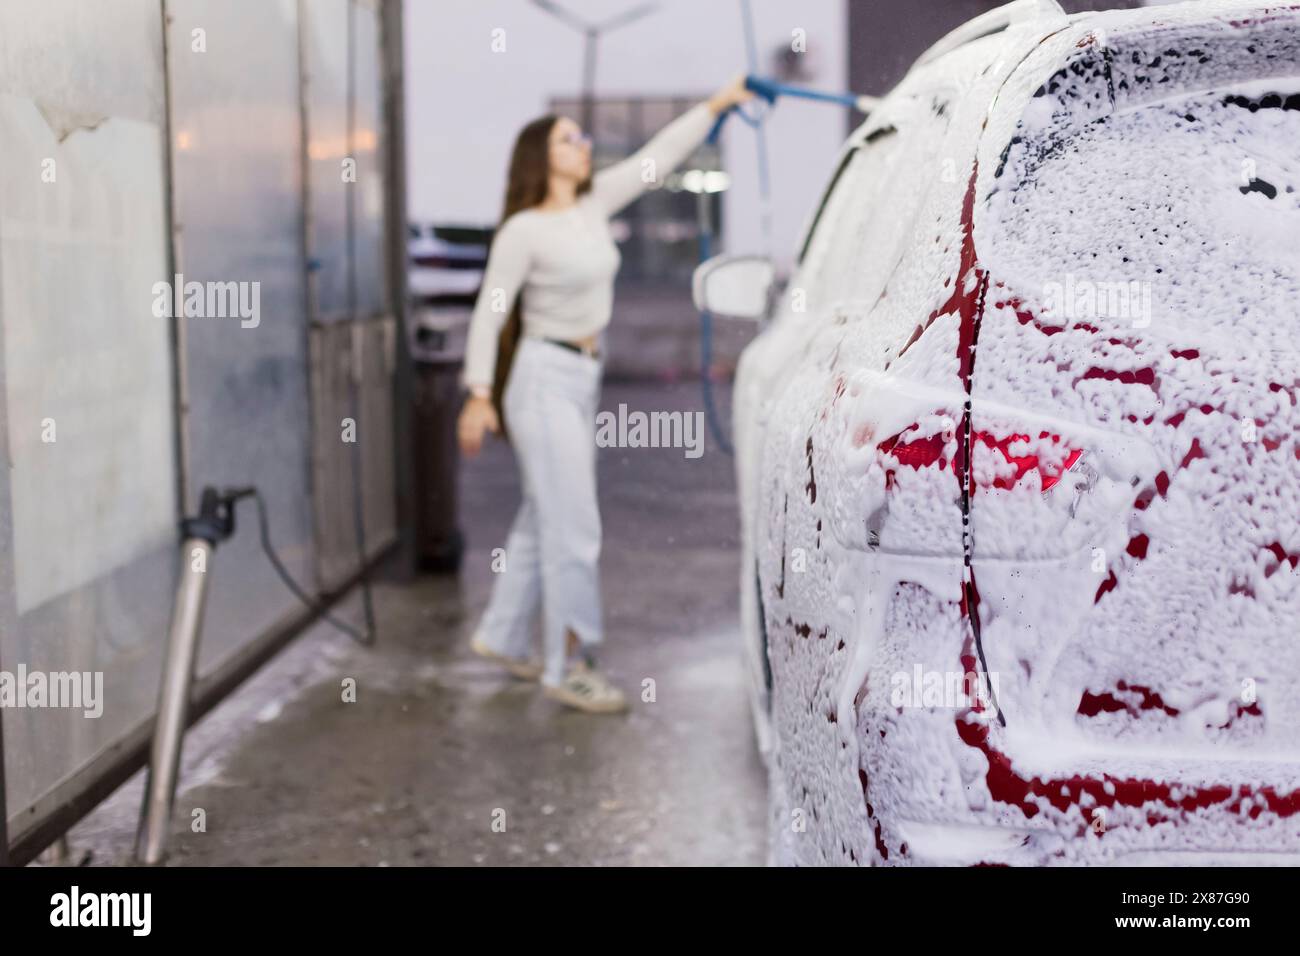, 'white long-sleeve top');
461,101,716,389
